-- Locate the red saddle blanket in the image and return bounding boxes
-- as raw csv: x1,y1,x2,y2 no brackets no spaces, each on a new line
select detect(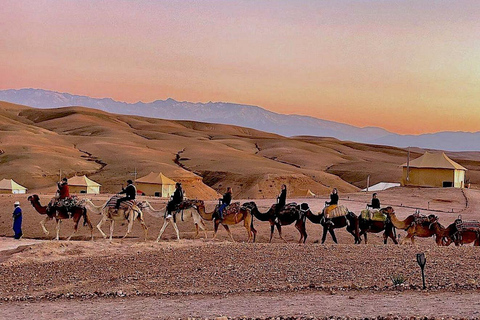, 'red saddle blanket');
105,195,136,209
